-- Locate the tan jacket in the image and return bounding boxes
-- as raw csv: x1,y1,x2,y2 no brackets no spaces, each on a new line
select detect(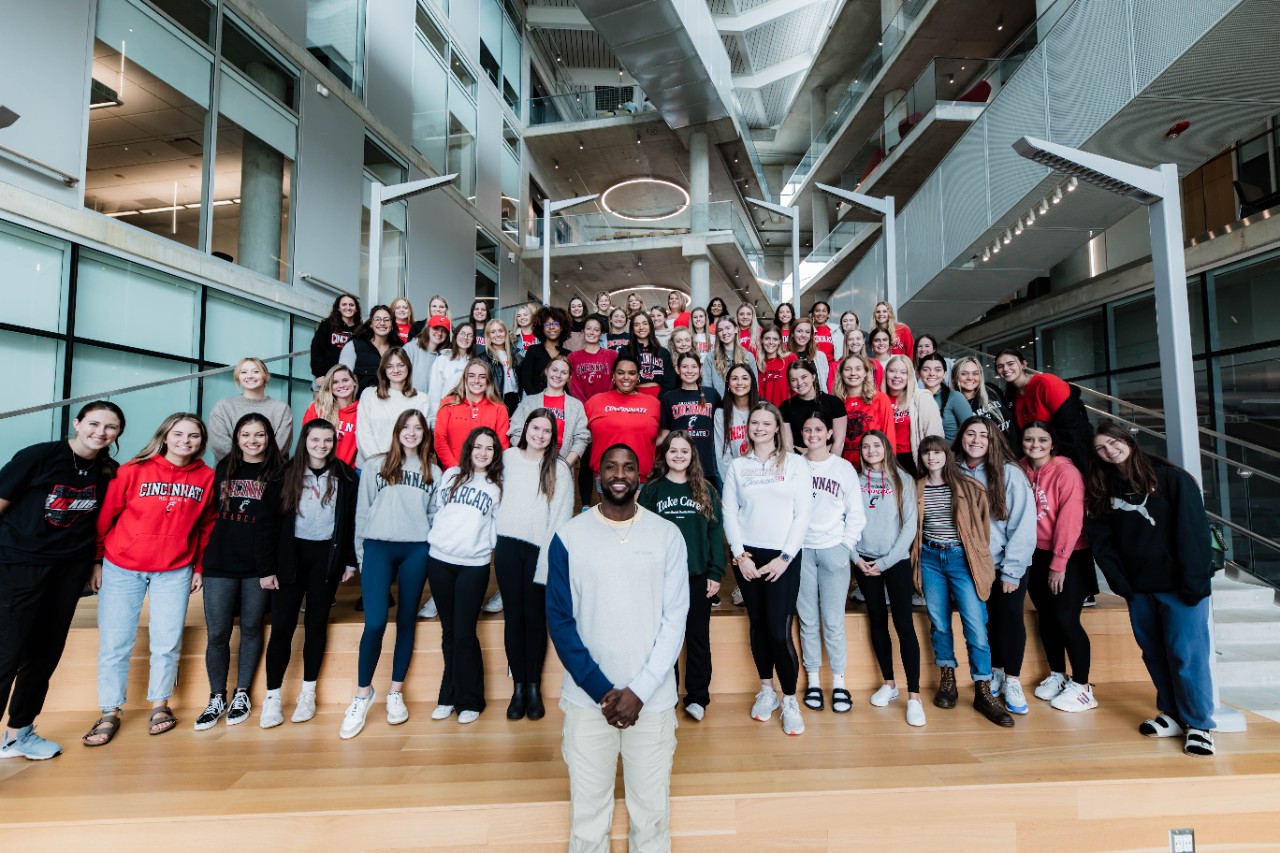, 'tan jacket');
911,475,996,600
